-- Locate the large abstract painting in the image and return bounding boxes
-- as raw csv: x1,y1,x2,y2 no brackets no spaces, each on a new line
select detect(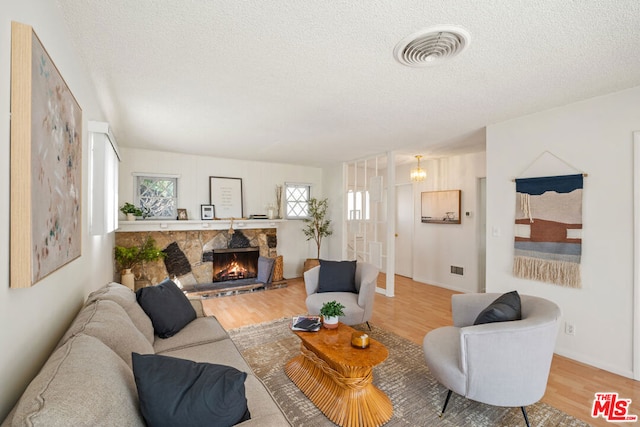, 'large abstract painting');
10,22,82,288
513,174,583,288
